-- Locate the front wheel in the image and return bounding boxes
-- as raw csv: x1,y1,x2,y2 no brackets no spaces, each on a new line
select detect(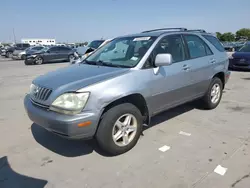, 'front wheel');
96,103,143,155
201,77,223,109
21,54,26,60
6,52,12,58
